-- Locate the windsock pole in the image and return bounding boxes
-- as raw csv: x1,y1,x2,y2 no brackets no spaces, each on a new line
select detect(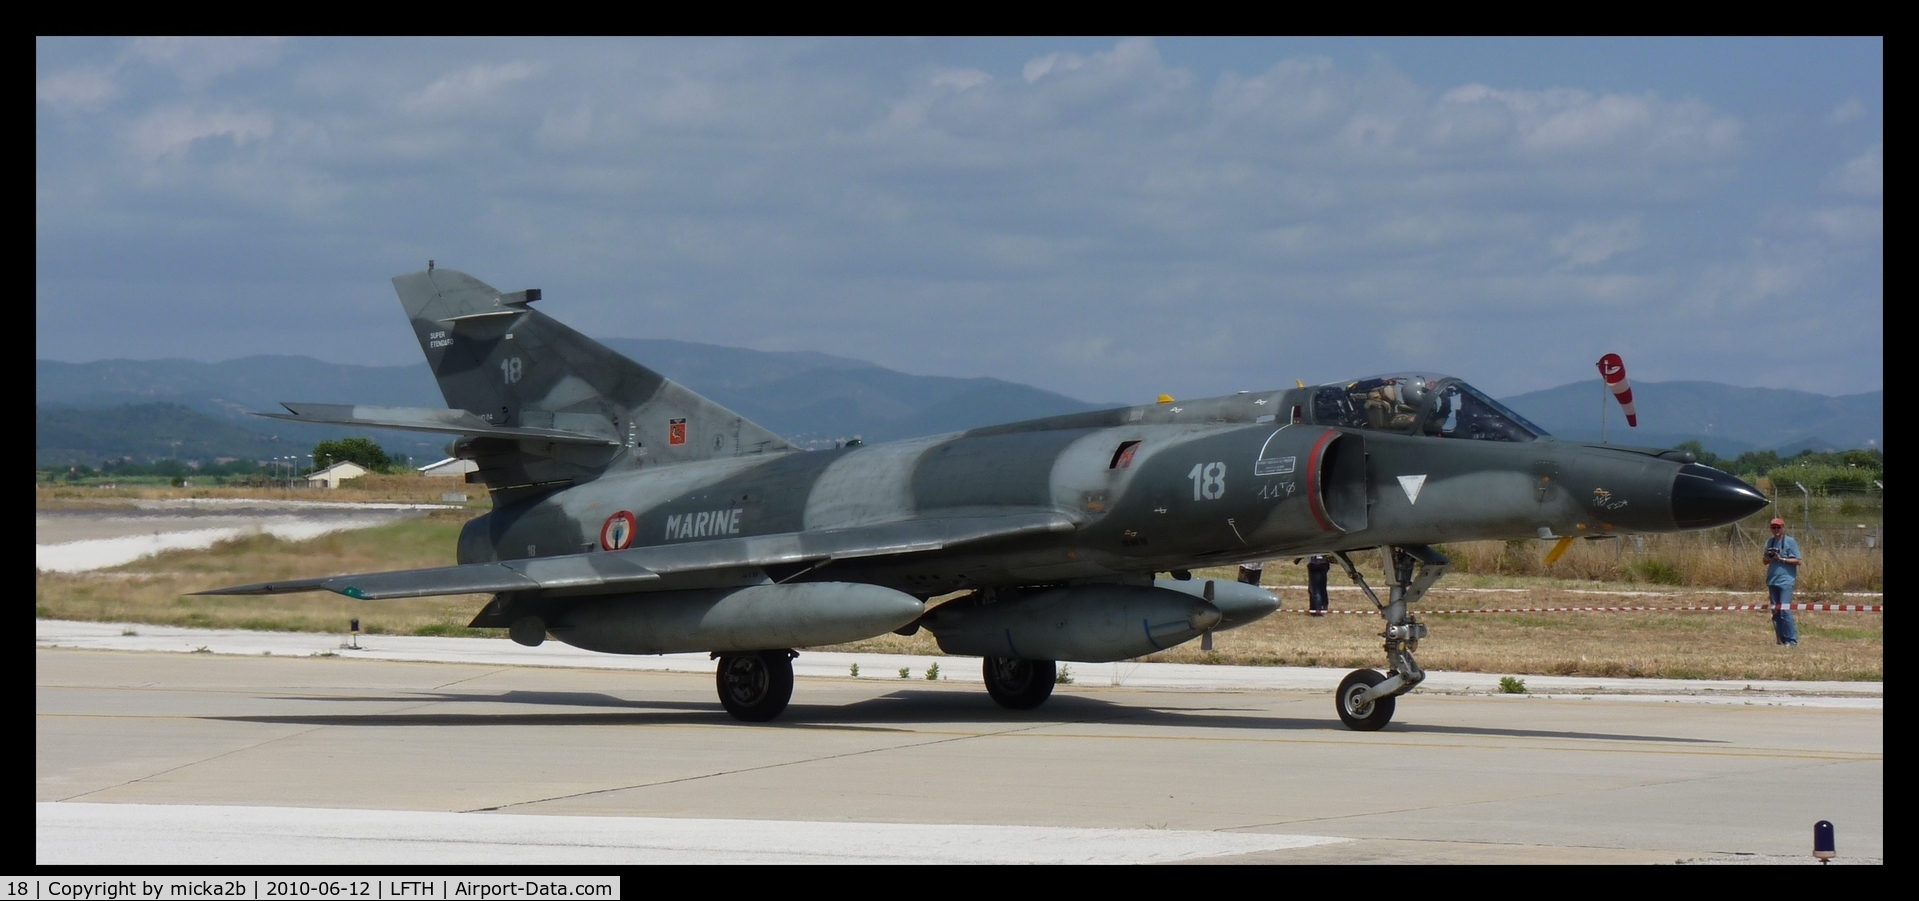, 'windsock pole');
1600,375,1608,444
